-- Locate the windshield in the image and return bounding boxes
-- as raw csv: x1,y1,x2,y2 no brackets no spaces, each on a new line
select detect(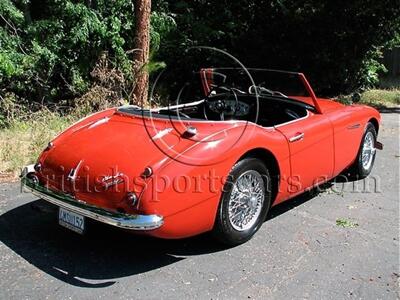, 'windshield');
200,68,311,98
